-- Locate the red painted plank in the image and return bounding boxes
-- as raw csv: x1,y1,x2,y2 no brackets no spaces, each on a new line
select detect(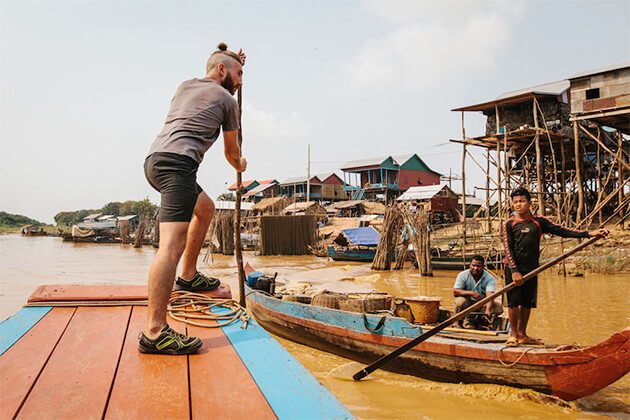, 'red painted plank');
28,284,232,303
17,306,130,419
0,308,75,419
188,322,276,420
105,306,190,419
